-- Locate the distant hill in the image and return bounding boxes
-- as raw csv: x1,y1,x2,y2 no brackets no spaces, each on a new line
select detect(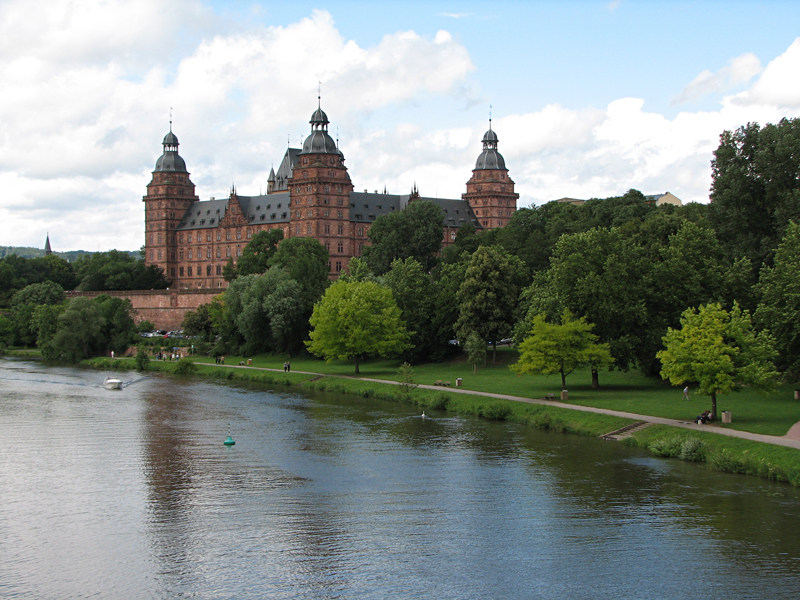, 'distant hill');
0,247,139,261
